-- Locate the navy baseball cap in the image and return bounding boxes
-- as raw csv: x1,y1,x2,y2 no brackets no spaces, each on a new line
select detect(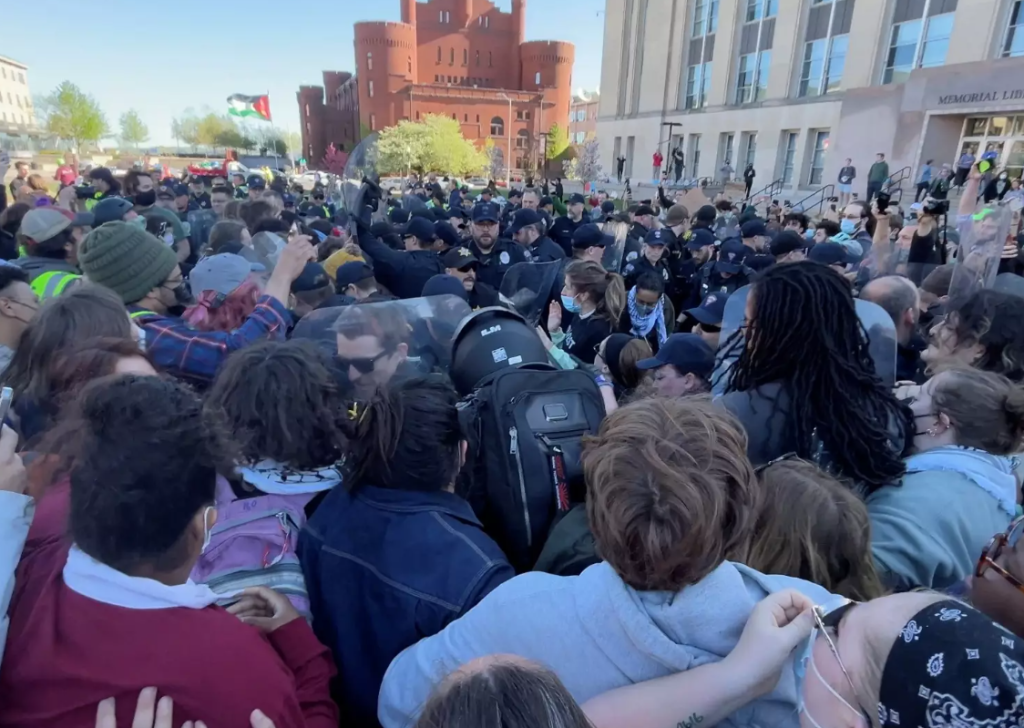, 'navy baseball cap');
422,274,470,303
769,230,808,257
282,193,296,207
400,216,437,243
809,242,848,266
636,333,715,378
572,223,610,249
507,208,543,235
472,202,501,223
390,208,411,225
335,261,375,289
717,240,754,274
172,183,190,197
91,198,135,226
644,228,669,246
291,262,331,293
685,292,730,326
434,221,462,250
635,204,656,217
442,246,479,269
600,200,616,214
685,227,717,250
568,193,586,205
539,195,554,208
245,174,266,189
740,219,767,238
